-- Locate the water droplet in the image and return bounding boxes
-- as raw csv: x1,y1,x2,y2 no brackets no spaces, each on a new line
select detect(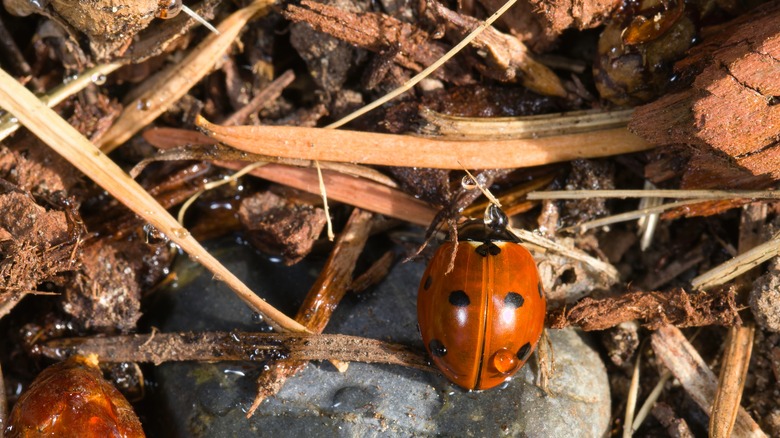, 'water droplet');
91,73,107,85
331,386,377,412
29,0,49,9
172,227,189,238
155,0,182,19
136,99,151,111
461,175,478,190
